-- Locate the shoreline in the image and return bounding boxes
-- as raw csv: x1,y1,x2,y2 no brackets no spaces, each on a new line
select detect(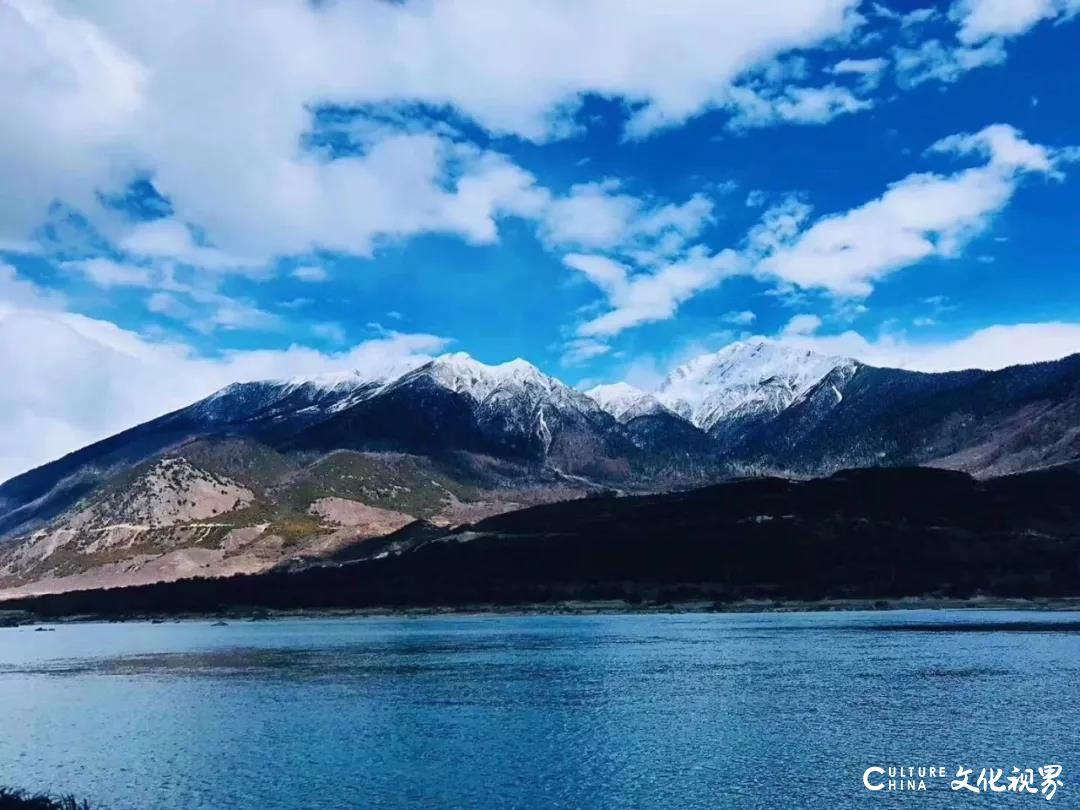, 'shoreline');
5,595,1080,626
